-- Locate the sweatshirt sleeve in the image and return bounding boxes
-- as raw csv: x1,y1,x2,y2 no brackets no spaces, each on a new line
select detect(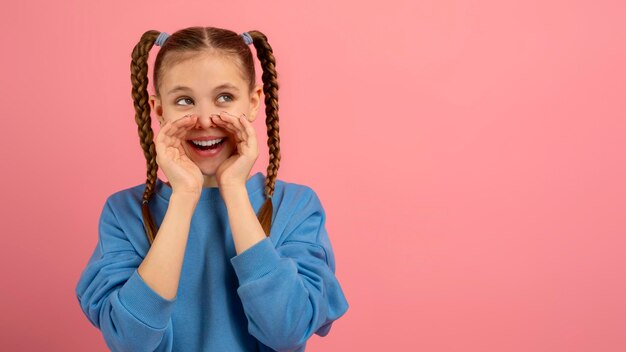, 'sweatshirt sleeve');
75,197,175,352
229,188,350,351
